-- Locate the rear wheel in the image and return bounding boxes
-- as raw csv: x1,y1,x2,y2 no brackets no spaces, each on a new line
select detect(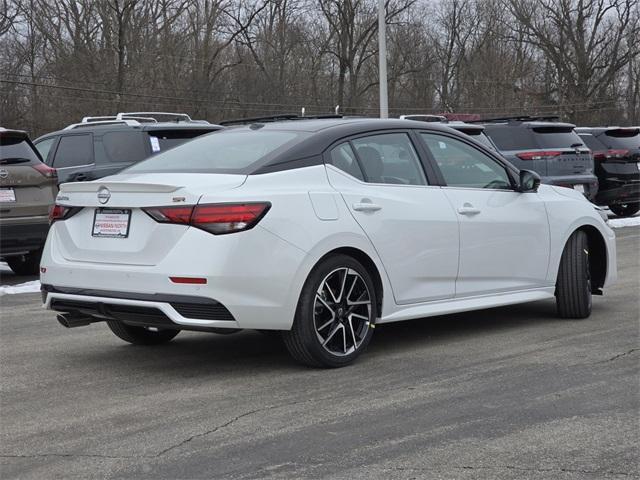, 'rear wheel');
609,203,639,217
106,321,180,345
6,250,41,276
283,254,377,368
555,230,592,319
